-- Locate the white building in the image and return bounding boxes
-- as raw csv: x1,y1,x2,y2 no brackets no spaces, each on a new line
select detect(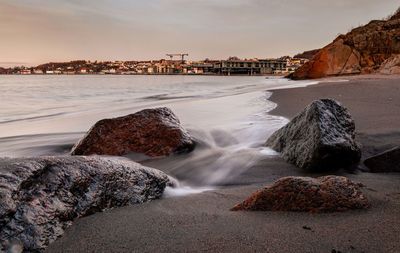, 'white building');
20,69,31,75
